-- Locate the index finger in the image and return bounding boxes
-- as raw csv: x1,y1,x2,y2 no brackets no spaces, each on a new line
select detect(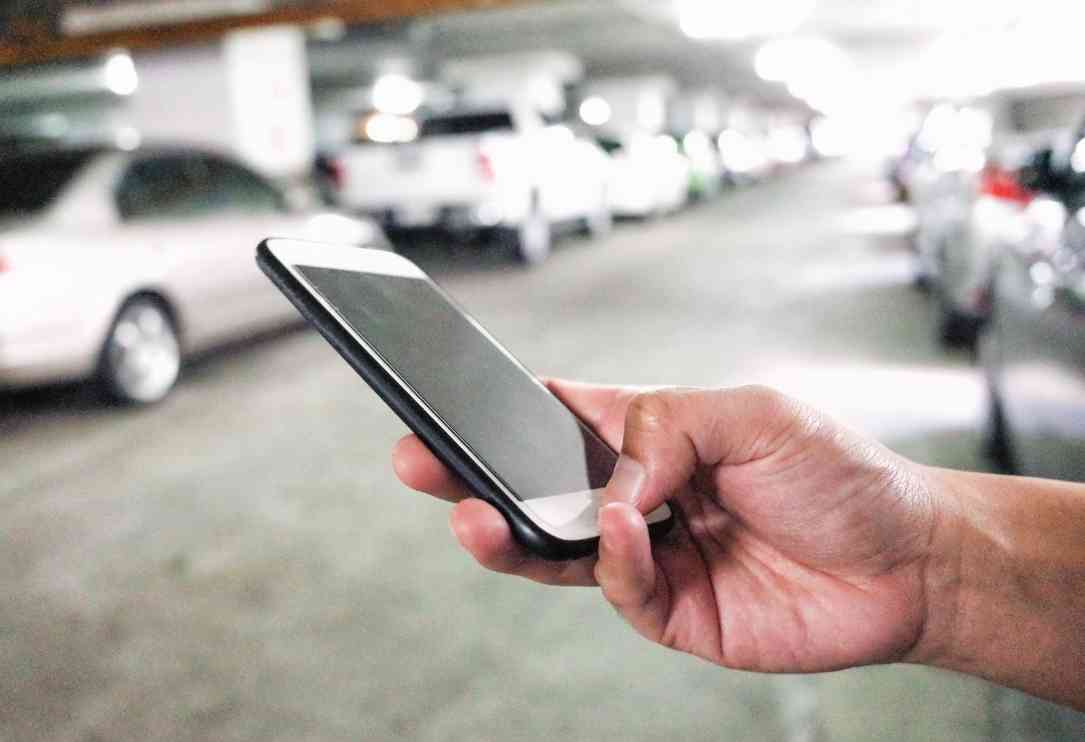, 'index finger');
392,434,473,502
